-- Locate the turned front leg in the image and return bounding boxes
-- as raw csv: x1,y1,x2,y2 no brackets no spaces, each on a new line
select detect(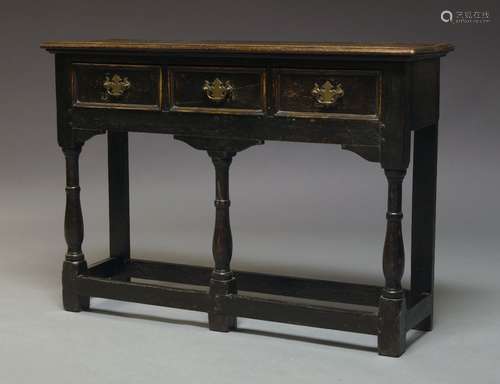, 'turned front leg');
378,169,407,357
208,151,237,331
62,145,89,311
